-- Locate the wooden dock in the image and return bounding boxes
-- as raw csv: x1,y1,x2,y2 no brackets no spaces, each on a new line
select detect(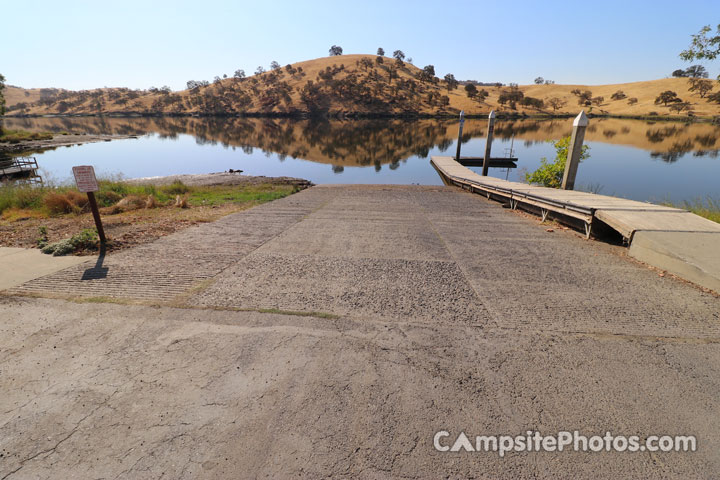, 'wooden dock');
456,157,518,169
0,157,42,184
431,155,720,241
